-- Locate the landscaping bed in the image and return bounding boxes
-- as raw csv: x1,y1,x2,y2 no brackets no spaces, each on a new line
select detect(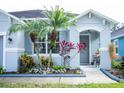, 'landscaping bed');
108,69,124,79
100,68,124,82
0,67,85,77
